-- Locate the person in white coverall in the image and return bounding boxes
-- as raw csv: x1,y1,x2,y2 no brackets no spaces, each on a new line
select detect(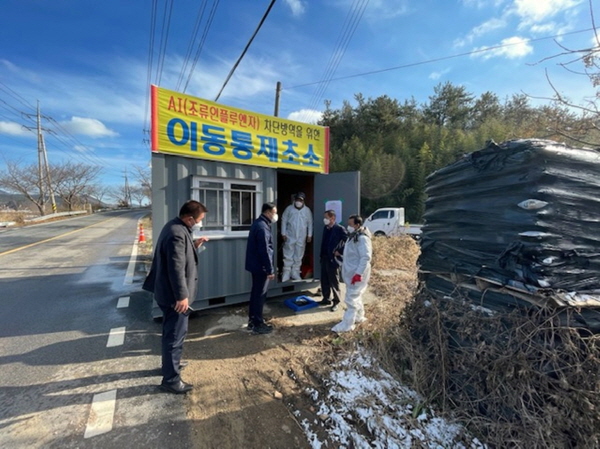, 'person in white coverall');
281,192,313,281
332,214,372,333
